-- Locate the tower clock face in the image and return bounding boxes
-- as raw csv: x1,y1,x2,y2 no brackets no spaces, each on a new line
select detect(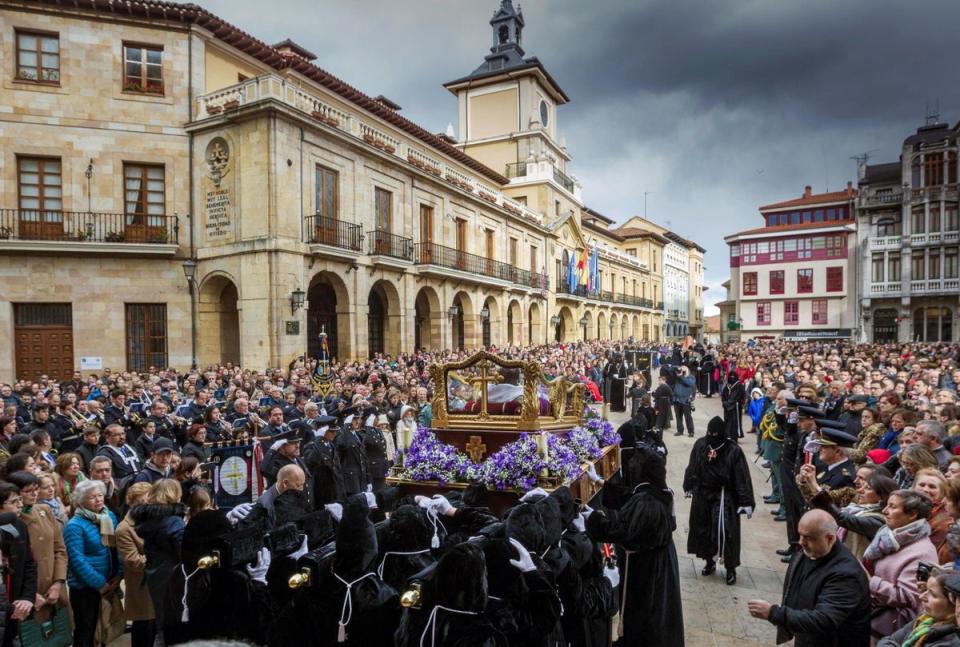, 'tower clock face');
539,100,549,127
